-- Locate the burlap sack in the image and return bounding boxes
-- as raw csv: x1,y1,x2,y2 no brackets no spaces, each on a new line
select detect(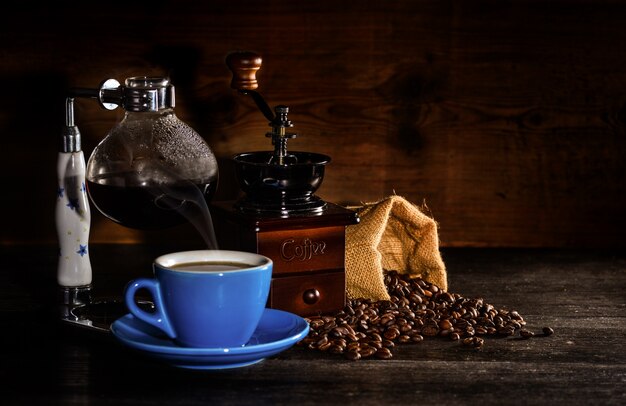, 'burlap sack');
345,195,447,300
